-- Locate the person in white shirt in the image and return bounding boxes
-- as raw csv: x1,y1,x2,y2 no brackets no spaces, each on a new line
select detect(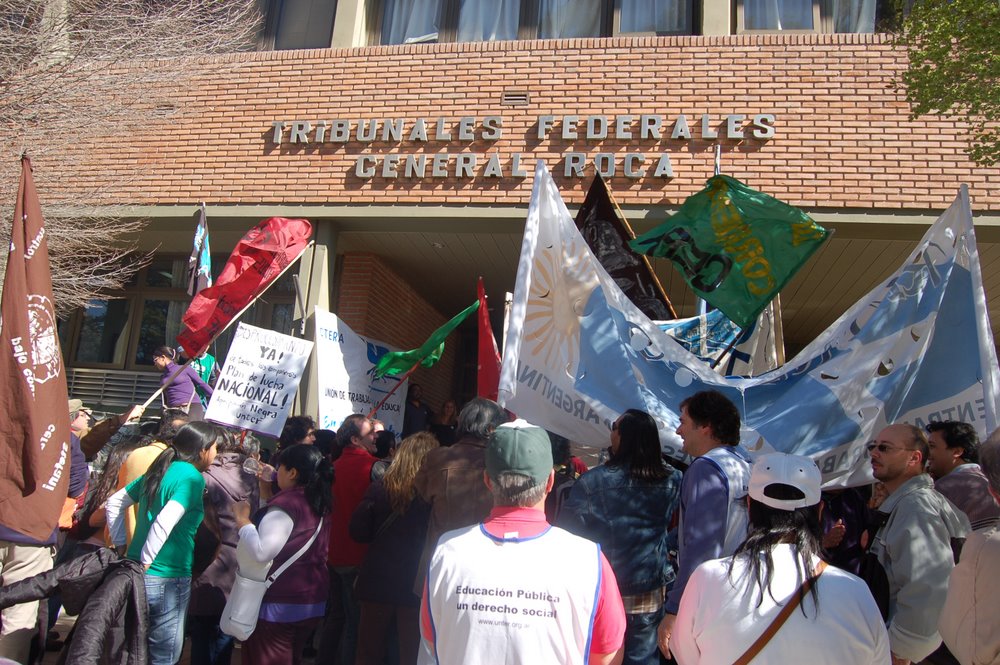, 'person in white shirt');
671,452,891,665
